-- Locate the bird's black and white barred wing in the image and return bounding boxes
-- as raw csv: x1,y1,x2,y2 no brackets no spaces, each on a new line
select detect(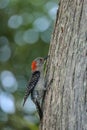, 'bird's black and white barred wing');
23,71,40,106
